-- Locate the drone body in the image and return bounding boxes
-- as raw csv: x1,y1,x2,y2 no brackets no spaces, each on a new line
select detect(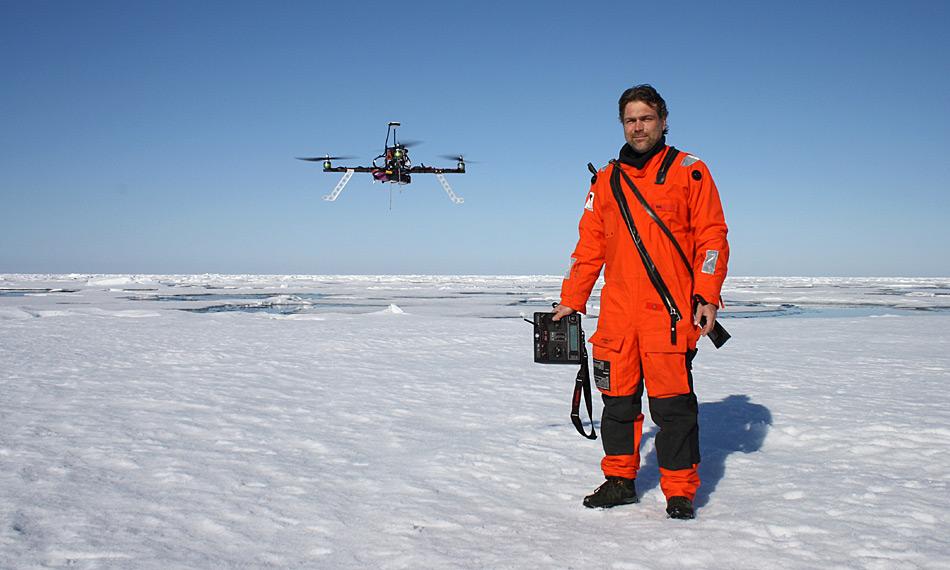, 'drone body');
297,122,467,204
